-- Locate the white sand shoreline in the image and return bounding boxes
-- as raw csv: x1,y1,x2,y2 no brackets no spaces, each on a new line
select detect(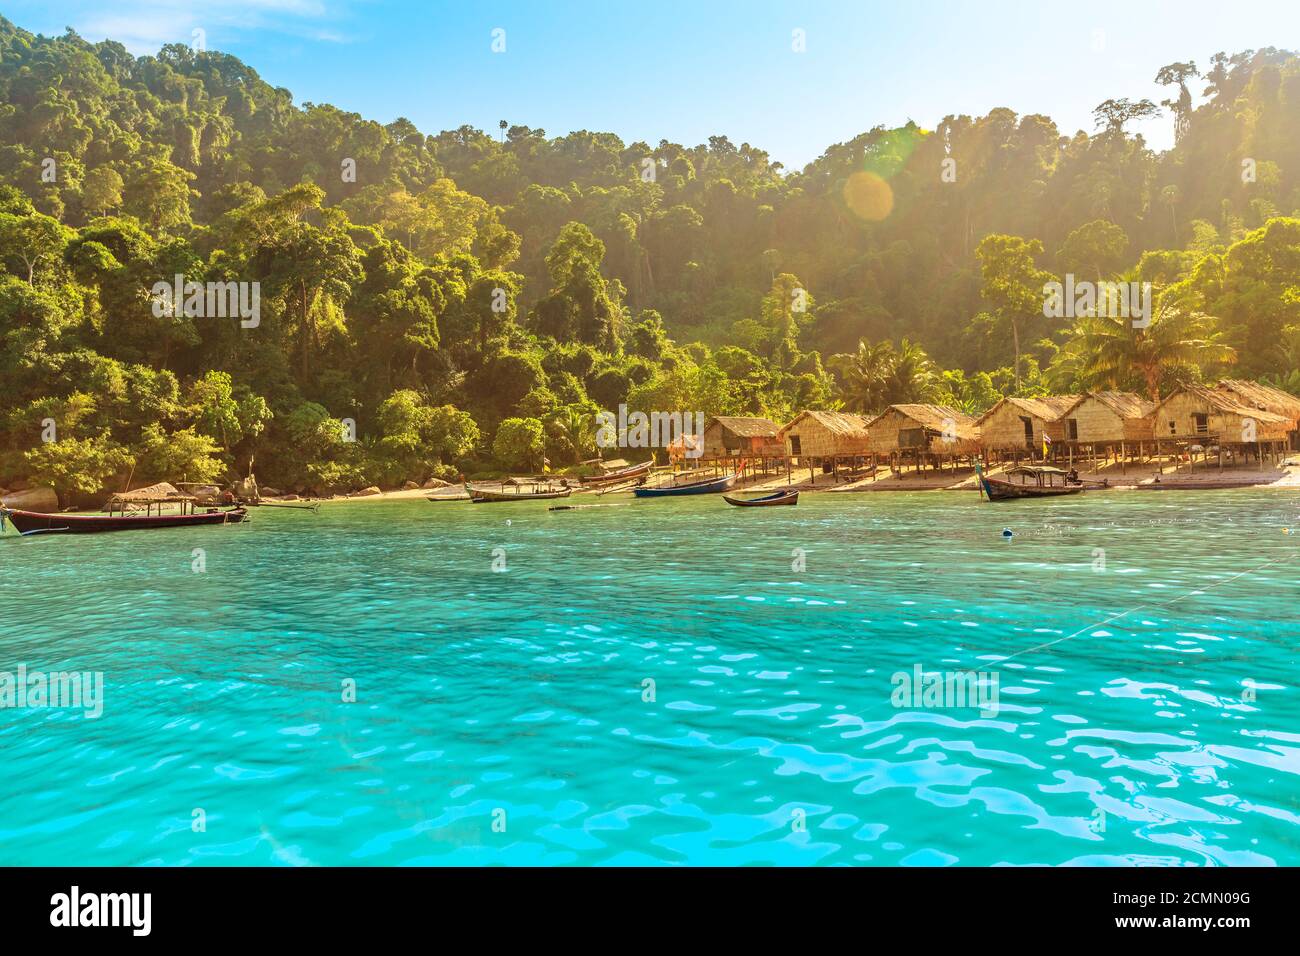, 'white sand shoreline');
279,461,1300,504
